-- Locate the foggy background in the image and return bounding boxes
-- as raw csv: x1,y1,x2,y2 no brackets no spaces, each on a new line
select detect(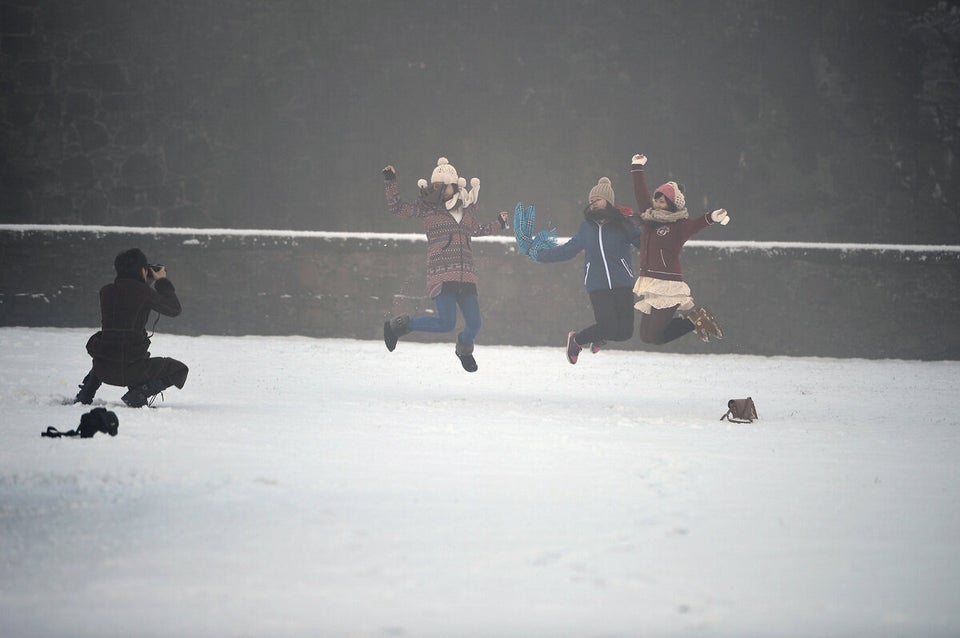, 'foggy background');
2,0,958,243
